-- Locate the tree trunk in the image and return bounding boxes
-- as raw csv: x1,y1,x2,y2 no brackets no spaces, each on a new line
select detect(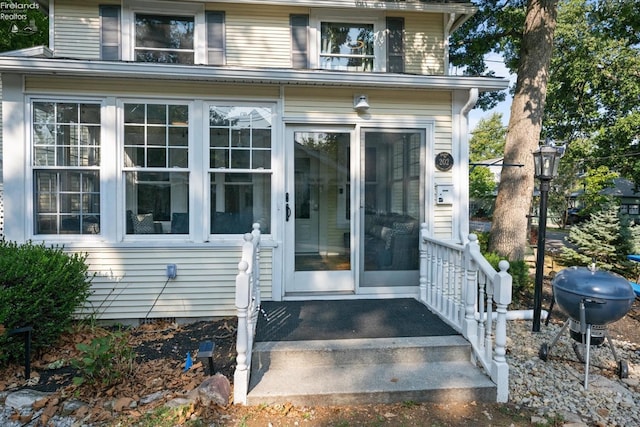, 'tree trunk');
489,0,559,260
